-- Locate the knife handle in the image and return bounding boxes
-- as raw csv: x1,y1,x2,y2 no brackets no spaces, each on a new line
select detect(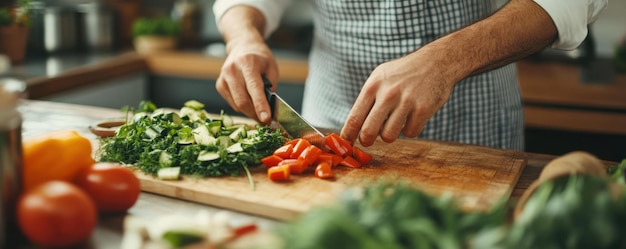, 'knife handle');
262,76,276,118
